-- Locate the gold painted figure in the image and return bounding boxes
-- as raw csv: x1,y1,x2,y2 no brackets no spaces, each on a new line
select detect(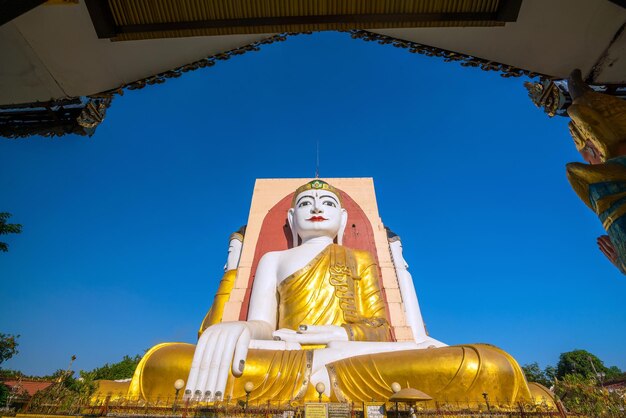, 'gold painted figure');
115,180,544,407
566,70,626,273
